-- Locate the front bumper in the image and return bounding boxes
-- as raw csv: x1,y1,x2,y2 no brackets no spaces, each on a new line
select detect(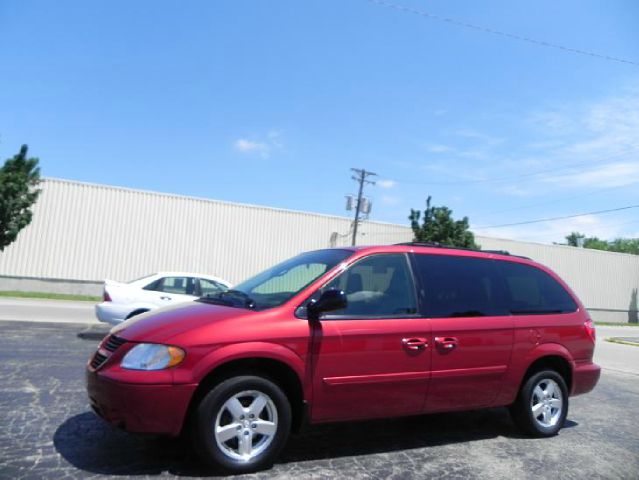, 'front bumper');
571,361,601,396
86,369,197,436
